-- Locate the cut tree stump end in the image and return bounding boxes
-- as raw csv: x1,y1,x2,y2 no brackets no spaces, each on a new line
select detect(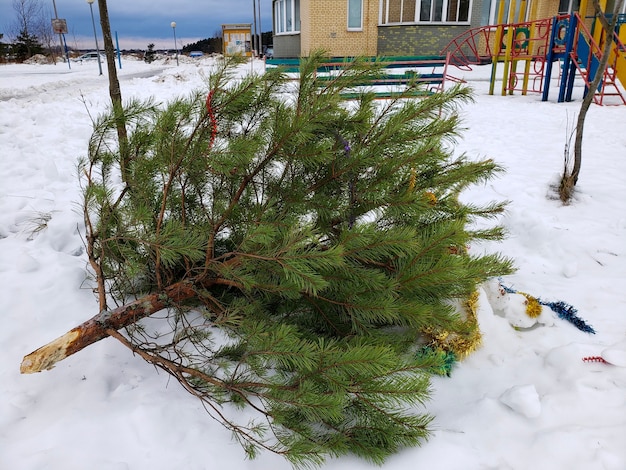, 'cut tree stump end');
20,330,81,374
